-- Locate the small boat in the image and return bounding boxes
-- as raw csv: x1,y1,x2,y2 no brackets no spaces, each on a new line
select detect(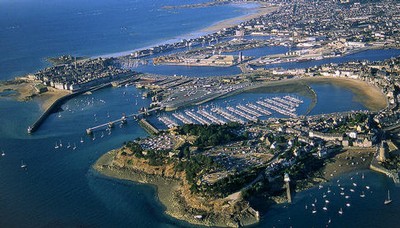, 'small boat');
67,143,71,149
305,205,308,210
346,203,351,207
340,192,345,196
384,190,392,205
312,207,317,214
340,187,344,191
360,191,366,198
325,199,330,204
345,195,350,199
1,150,5,156
323,206,328,211
101,132,104,138
55,142,59,149
353,183,357,187
20,160,27,169
327,187,331,193
350,189,355,192
319,184,323,189
73,143,76,150
80,137,84,143
338,208,343,215
362,173,365,179
59,140,63,148
366,186,370,190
